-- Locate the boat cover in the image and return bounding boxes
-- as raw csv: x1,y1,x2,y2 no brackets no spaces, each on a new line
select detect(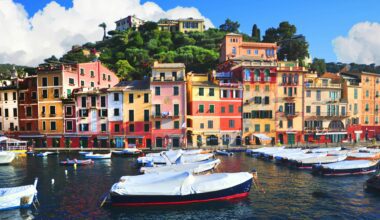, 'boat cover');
85,153,111,159
0,184,36,209
287,153,327,161
310,147,341,153
247,147,285,154
140,159,221,174
297,155,347,164
253,134,272,141
179,153,214,163
112,172,252,196
320,160,378,170
347,152,380,159
139,150,182,164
